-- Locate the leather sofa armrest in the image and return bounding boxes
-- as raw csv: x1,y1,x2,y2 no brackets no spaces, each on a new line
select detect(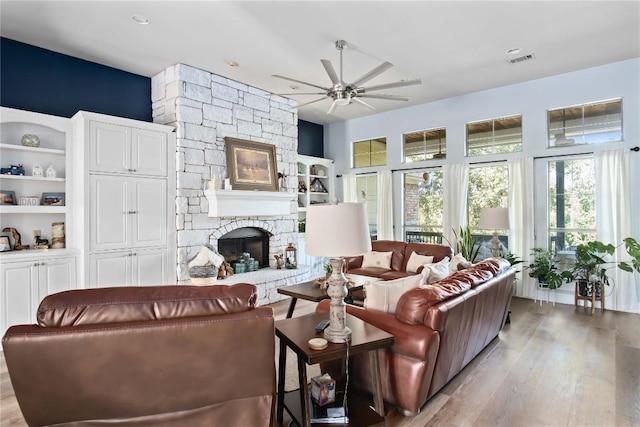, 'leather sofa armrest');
344,255,363,271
